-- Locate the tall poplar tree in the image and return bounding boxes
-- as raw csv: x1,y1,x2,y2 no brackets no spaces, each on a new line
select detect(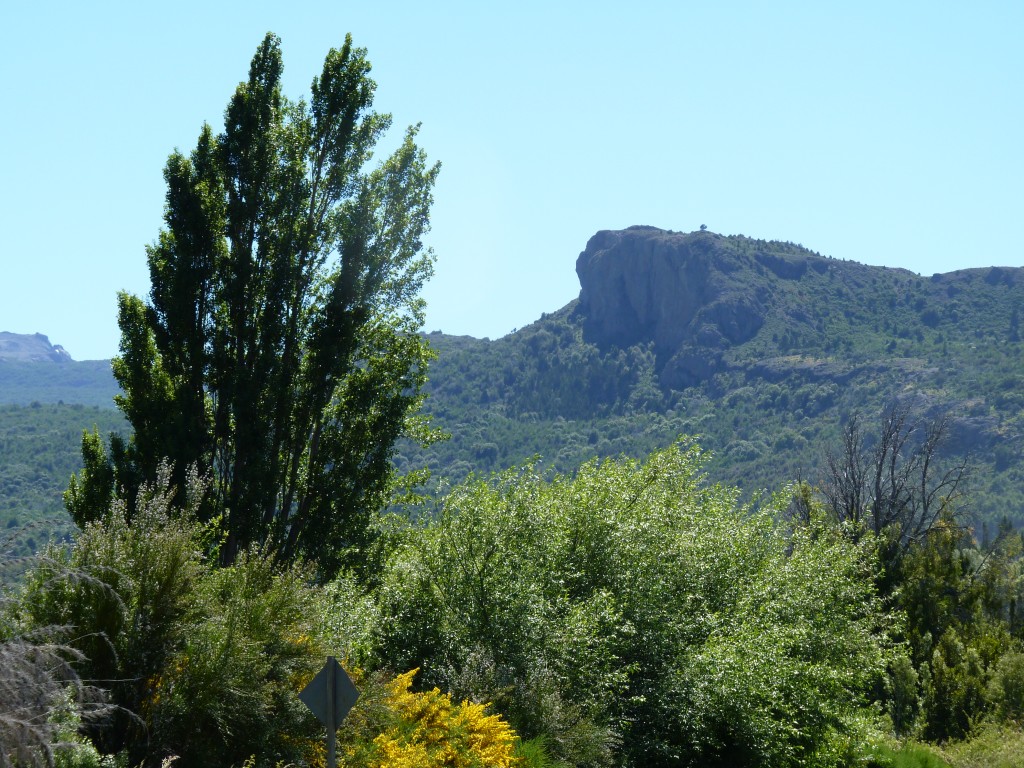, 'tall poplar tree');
66,33,440,577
